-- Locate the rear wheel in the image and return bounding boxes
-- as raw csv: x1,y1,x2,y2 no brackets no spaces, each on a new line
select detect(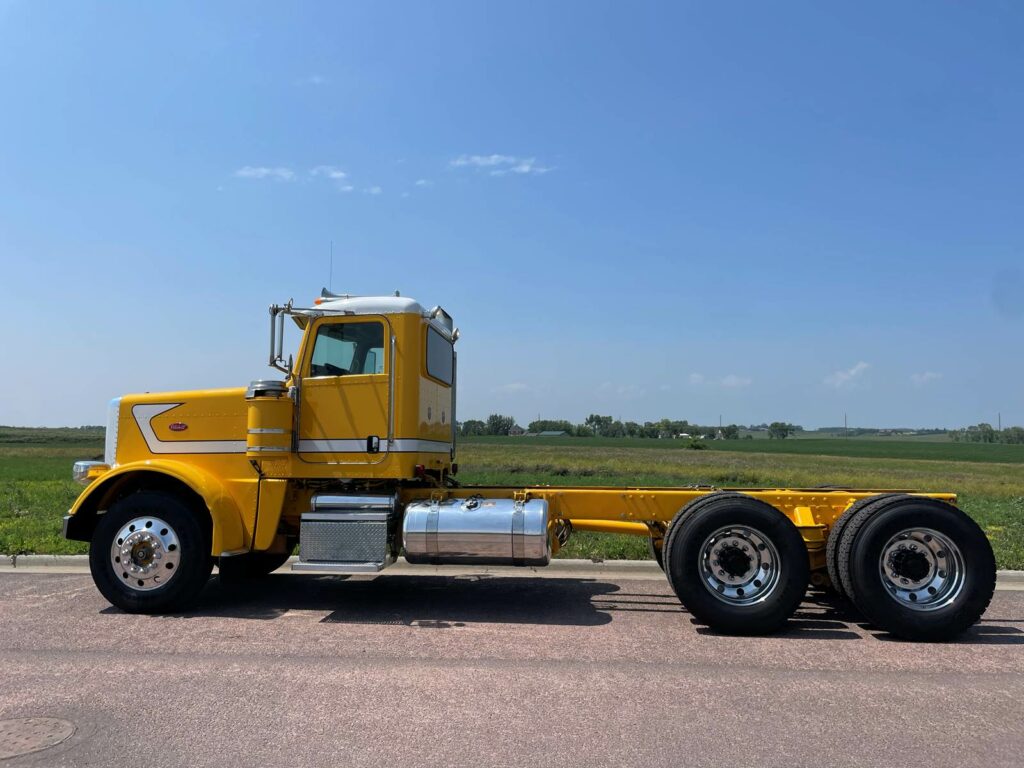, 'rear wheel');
89,491,213,614
838,497,995,641
826,494,905,598
665,494,809,635
663,492,748,597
